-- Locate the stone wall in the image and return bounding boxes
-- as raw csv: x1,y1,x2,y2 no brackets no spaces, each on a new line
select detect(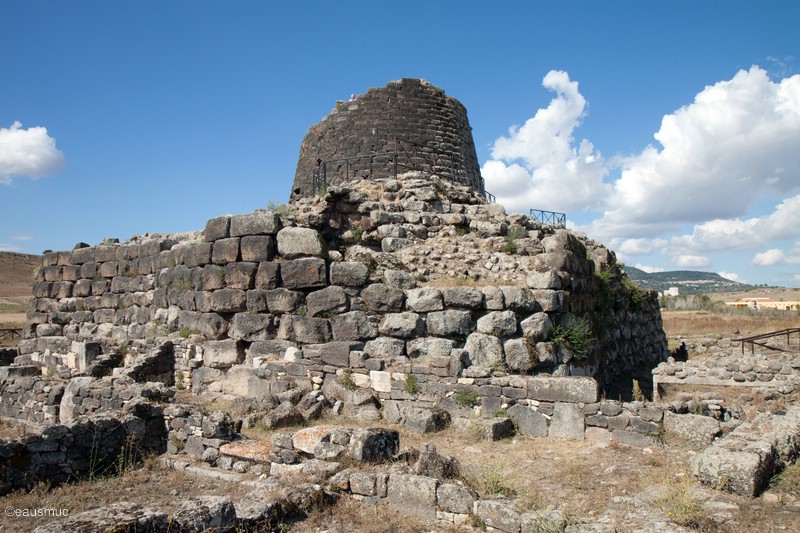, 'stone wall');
291,78,483,200
0,402,165,495
14,174,667,424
